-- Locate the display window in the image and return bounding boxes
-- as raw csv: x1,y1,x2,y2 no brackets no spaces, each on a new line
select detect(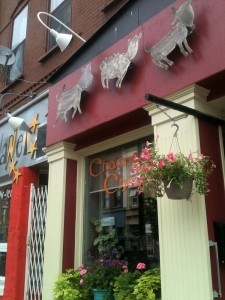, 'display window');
0,183,12,294
84,138,160,269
